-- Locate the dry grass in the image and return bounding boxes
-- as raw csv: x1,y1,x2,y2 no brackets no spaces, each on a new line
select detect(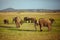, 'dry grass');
0,12,60,40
